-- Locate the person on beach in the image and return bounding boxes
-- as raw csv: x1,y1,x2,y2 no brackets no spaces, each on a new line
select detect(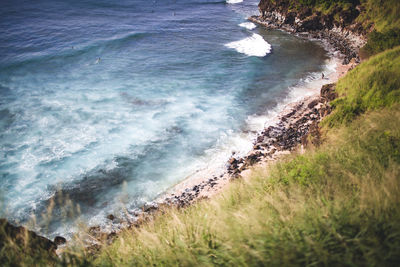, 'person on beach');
322,73,325,79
